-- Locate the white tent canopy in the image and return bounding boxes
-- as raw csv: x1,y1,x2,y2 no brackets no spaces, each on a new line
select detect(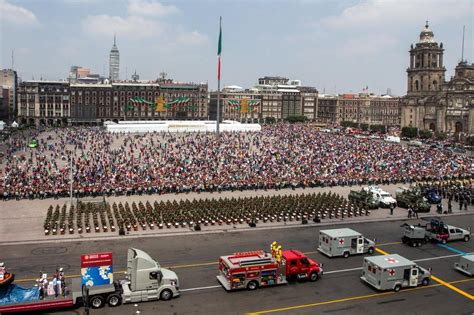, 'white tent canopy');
11,121,18,128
